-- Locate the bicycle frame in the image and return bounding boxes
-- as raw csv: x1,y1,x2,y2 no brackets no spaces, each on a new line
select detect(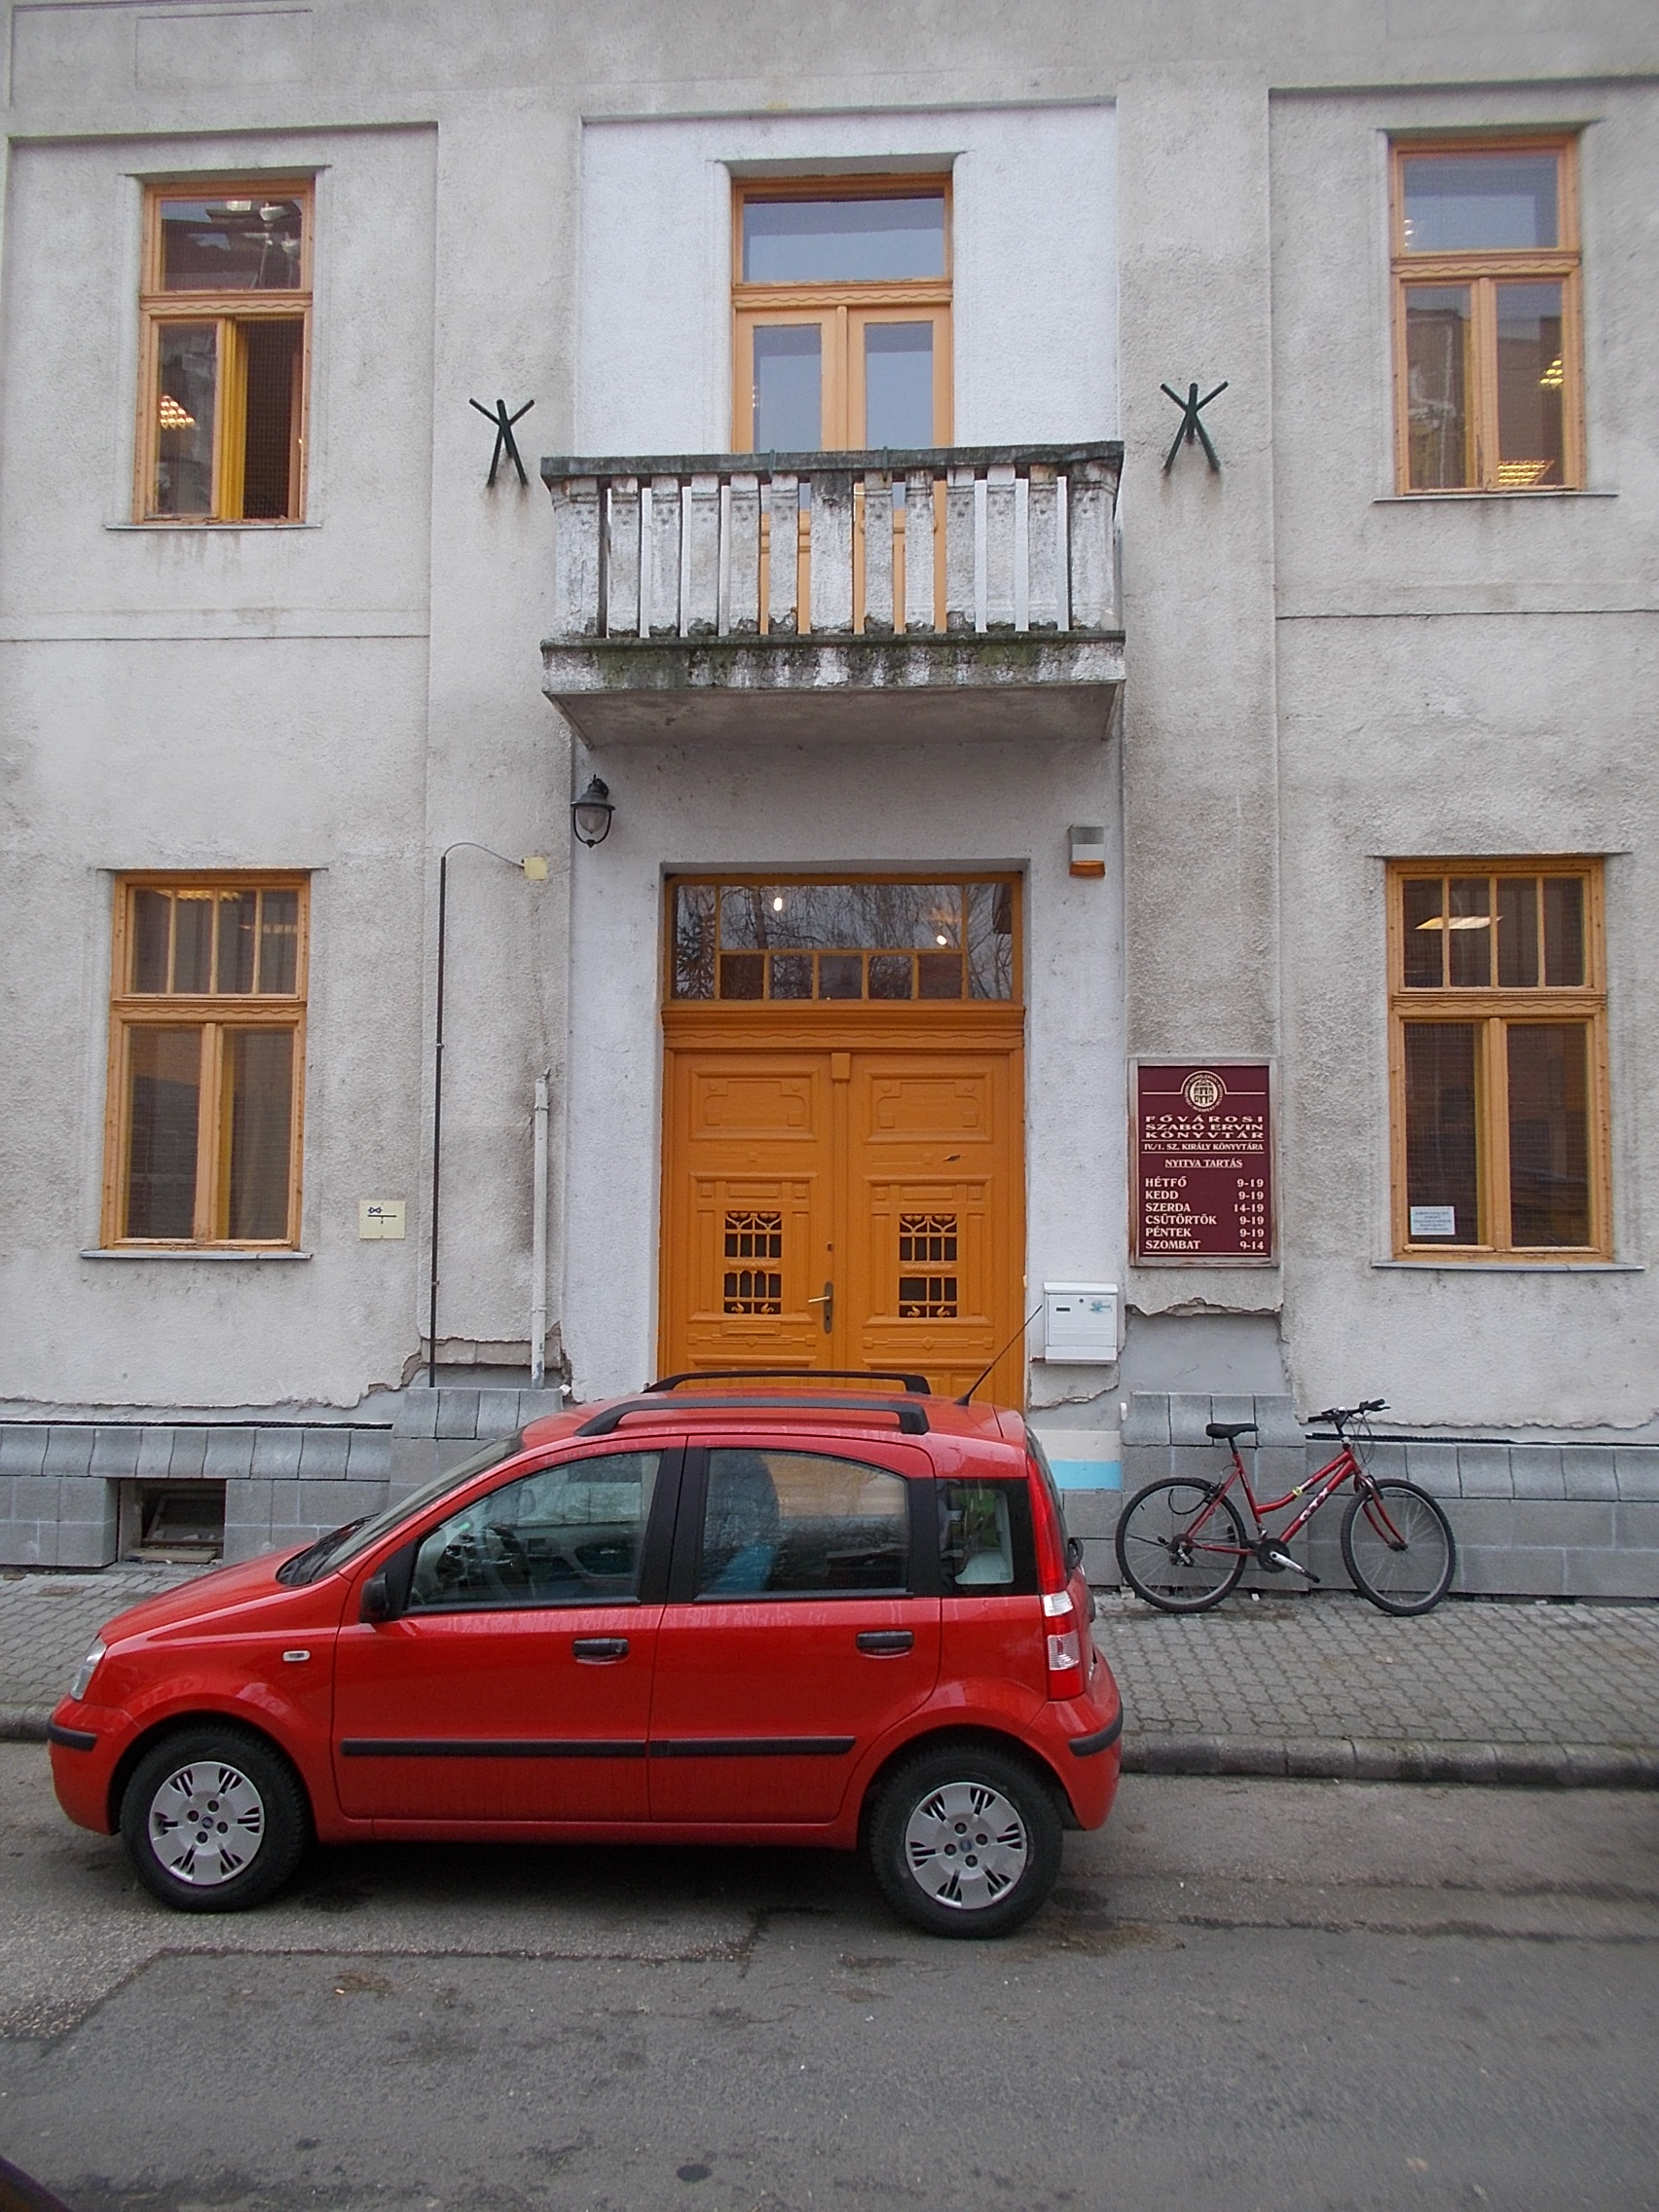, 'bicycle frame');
1186,1432,1405,1556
